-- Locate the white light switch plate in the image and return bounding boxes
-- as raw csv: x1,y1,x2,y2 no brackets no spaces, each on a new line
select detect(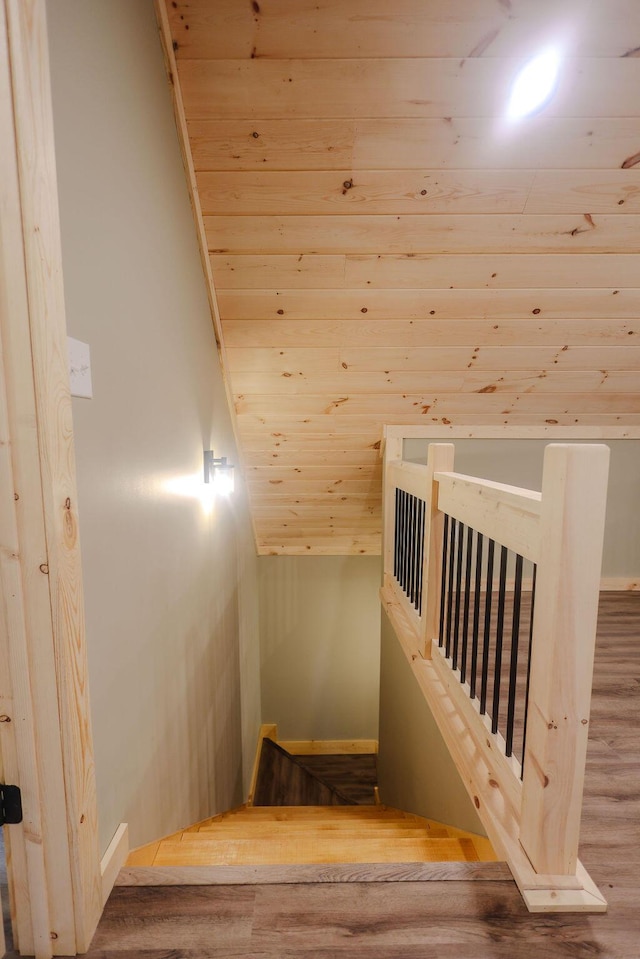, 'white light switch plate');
67,337,93,398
